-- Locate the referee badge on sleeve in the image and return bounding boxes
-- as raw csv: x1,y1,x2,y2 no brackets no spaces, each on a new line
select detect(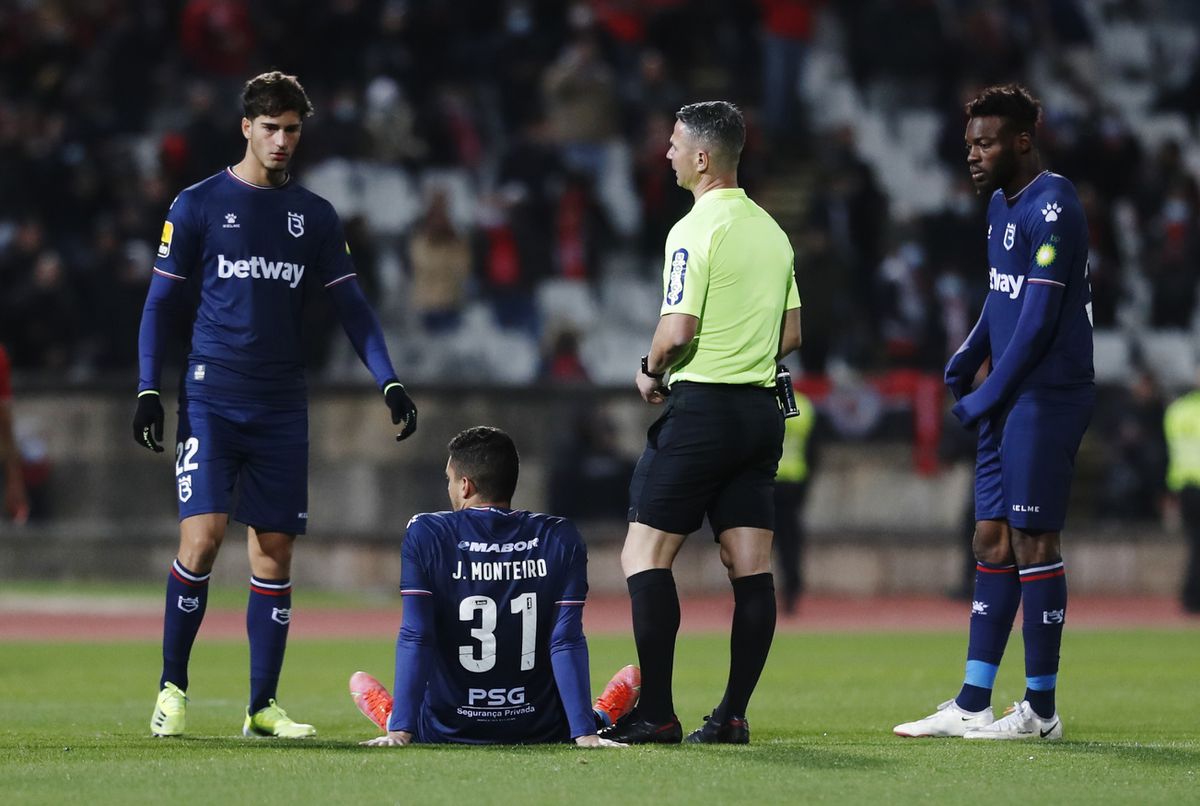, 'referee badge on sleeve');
667,248,688,305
